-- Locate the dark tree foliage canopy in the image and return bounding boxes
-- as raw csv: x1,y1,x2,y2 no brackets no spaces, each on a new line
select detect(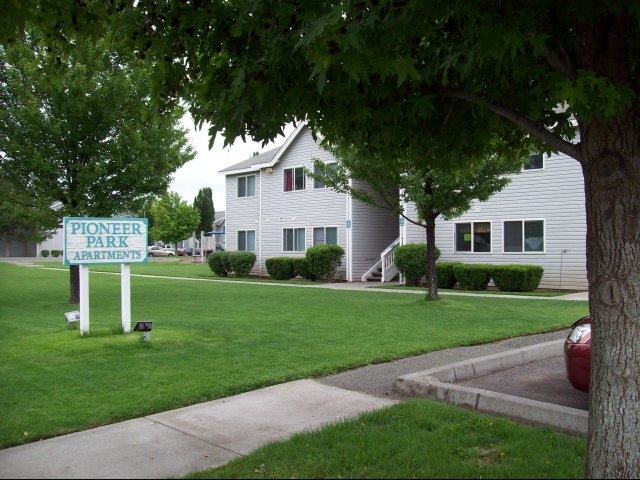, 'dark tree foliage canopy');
193,187,215,238
2,2,639,477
